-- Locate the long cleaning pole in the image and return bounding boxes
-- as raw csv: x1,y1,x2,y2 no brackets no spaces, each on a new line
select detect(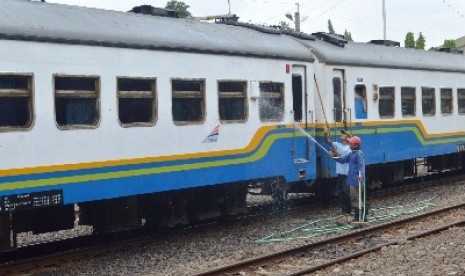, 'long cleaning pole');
382,0,386,41
358,171,362,222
